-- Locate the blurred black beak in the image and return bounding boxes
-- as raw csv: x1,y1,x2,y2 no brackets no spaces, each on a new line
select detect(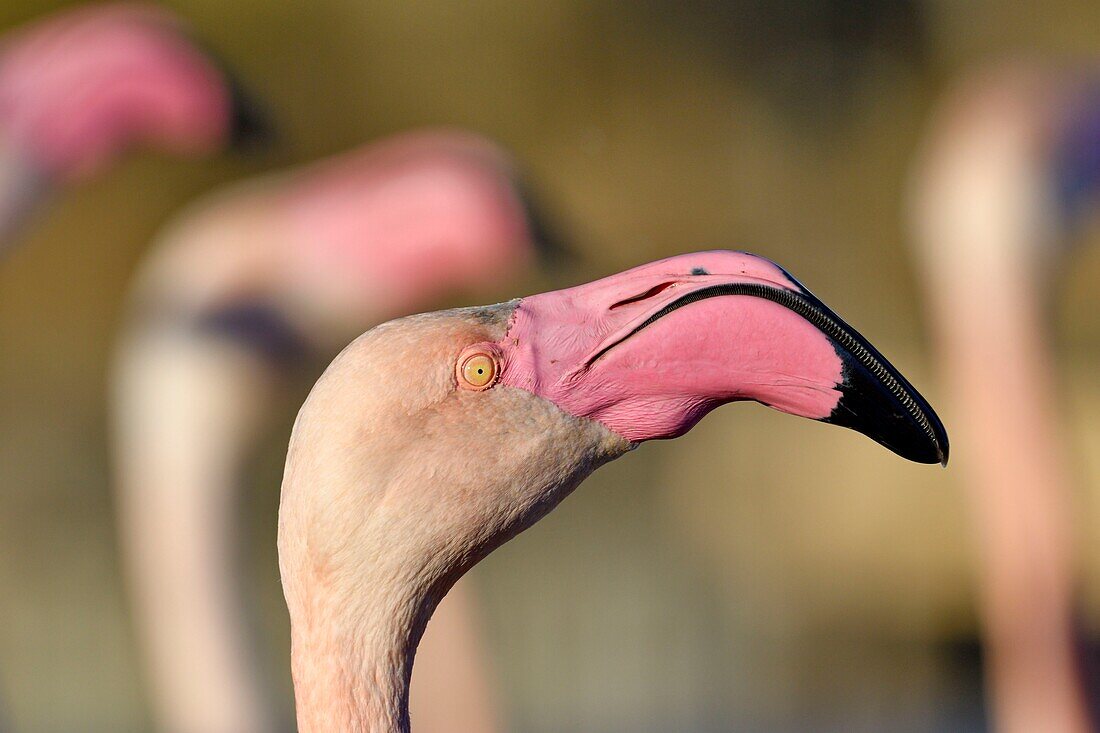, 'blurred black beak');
515,177,578,269
225,73,274,150
188,31,275,151
183,29,274,150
